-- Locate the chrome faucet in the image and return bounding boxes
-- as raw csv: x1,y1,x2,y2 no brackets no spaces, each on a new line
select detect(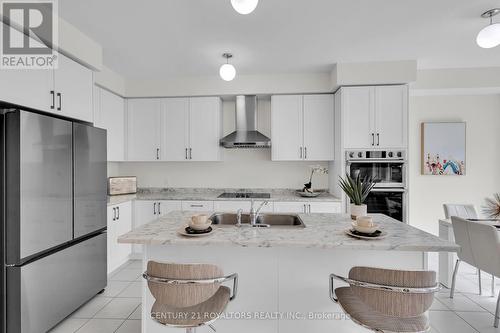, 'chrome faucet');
249,200,270,227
